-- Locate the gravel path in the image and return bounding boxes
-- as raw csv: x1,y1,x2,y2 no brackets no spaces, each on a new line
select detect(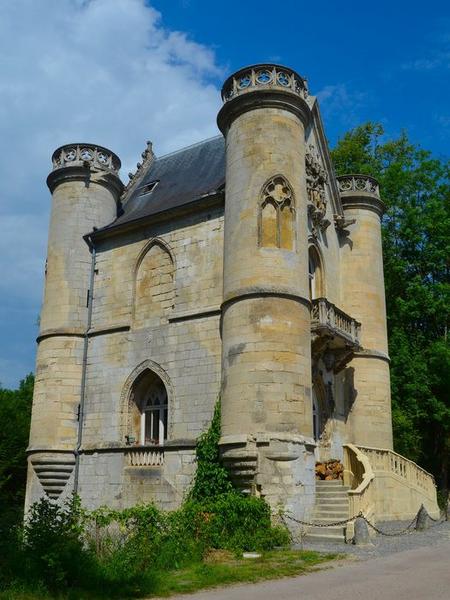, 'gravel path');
296,518,450,558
